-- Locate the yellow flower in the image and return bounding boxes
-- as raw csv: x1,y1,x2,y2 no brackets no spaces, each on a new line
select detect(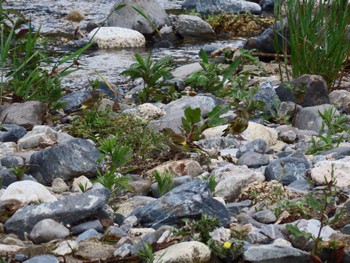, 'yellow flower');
223,241,232,249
